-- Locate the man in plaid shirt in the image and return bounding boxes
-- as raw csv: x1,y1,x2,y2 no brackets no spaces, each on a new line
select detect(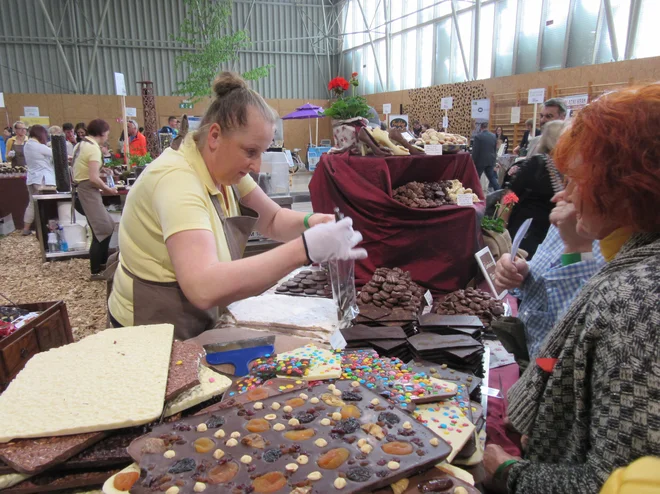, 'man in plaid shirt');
494,195,605,359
